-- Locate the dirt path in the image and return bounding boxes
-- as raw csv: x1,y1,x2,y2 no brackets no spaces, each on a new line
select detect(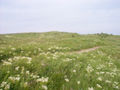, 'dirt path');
70,46,100,54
